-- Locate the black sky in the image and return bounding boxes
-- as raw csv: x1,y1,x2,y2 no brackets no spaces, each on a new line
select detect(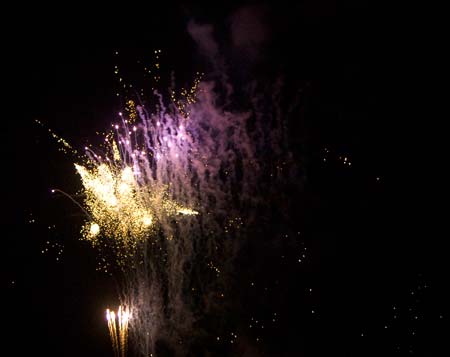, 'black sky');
4,1,446,356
